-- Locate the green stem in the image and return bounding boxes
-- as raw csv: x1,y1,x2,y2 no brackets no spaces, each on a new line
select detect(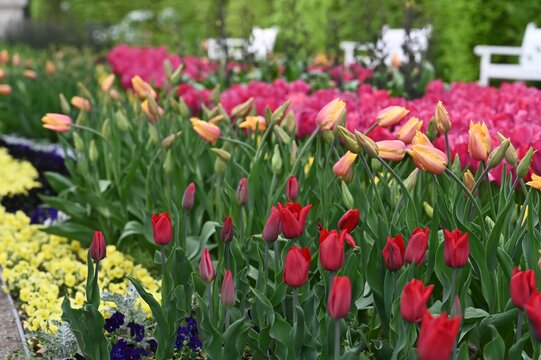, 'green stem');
334,319,340,359
265,242,270,284
482,161,496,216
377,157,417,215
251,123,275,167
220,136,256,154
364,122,378,135
329,271,335,301
72,124,110,144
359,155,388,223
160,246,167,277
450,268,457,312
293,288,298,324
207,283,213,323
225,308,230,330
182,209,188,251
444,132,452,168
226,243,231,270
471,166,491,195
516,310,523,342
